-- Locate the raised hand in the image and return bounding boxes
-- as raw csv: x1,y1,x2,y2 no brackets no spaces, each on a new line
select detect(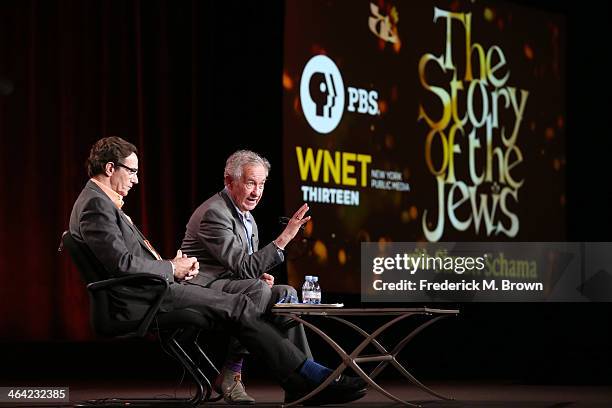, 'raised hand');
274,203,311,250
